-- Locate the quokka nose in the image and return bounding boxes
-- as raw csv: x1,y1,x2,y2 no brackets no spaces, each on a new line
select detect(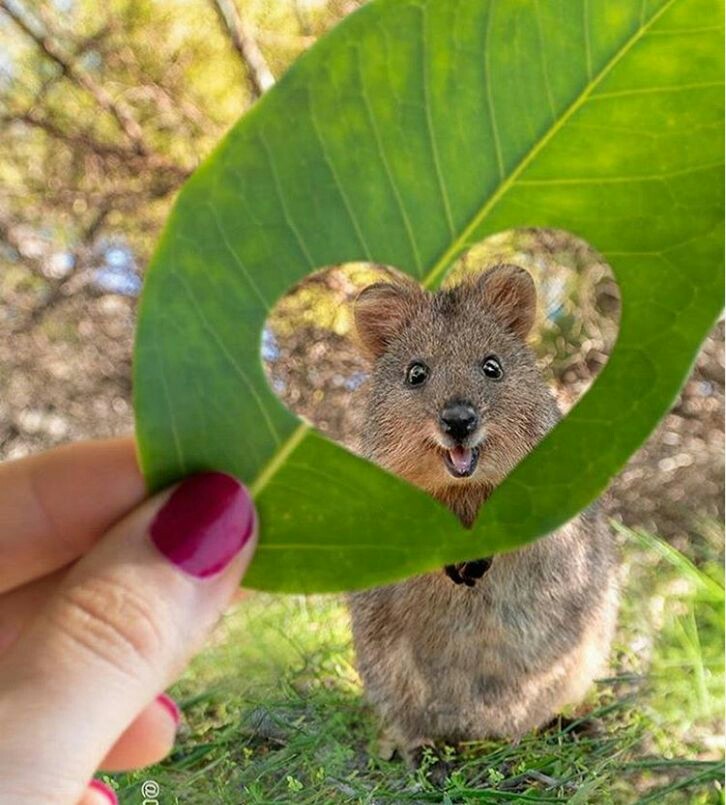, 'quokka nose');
439,402,479,441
